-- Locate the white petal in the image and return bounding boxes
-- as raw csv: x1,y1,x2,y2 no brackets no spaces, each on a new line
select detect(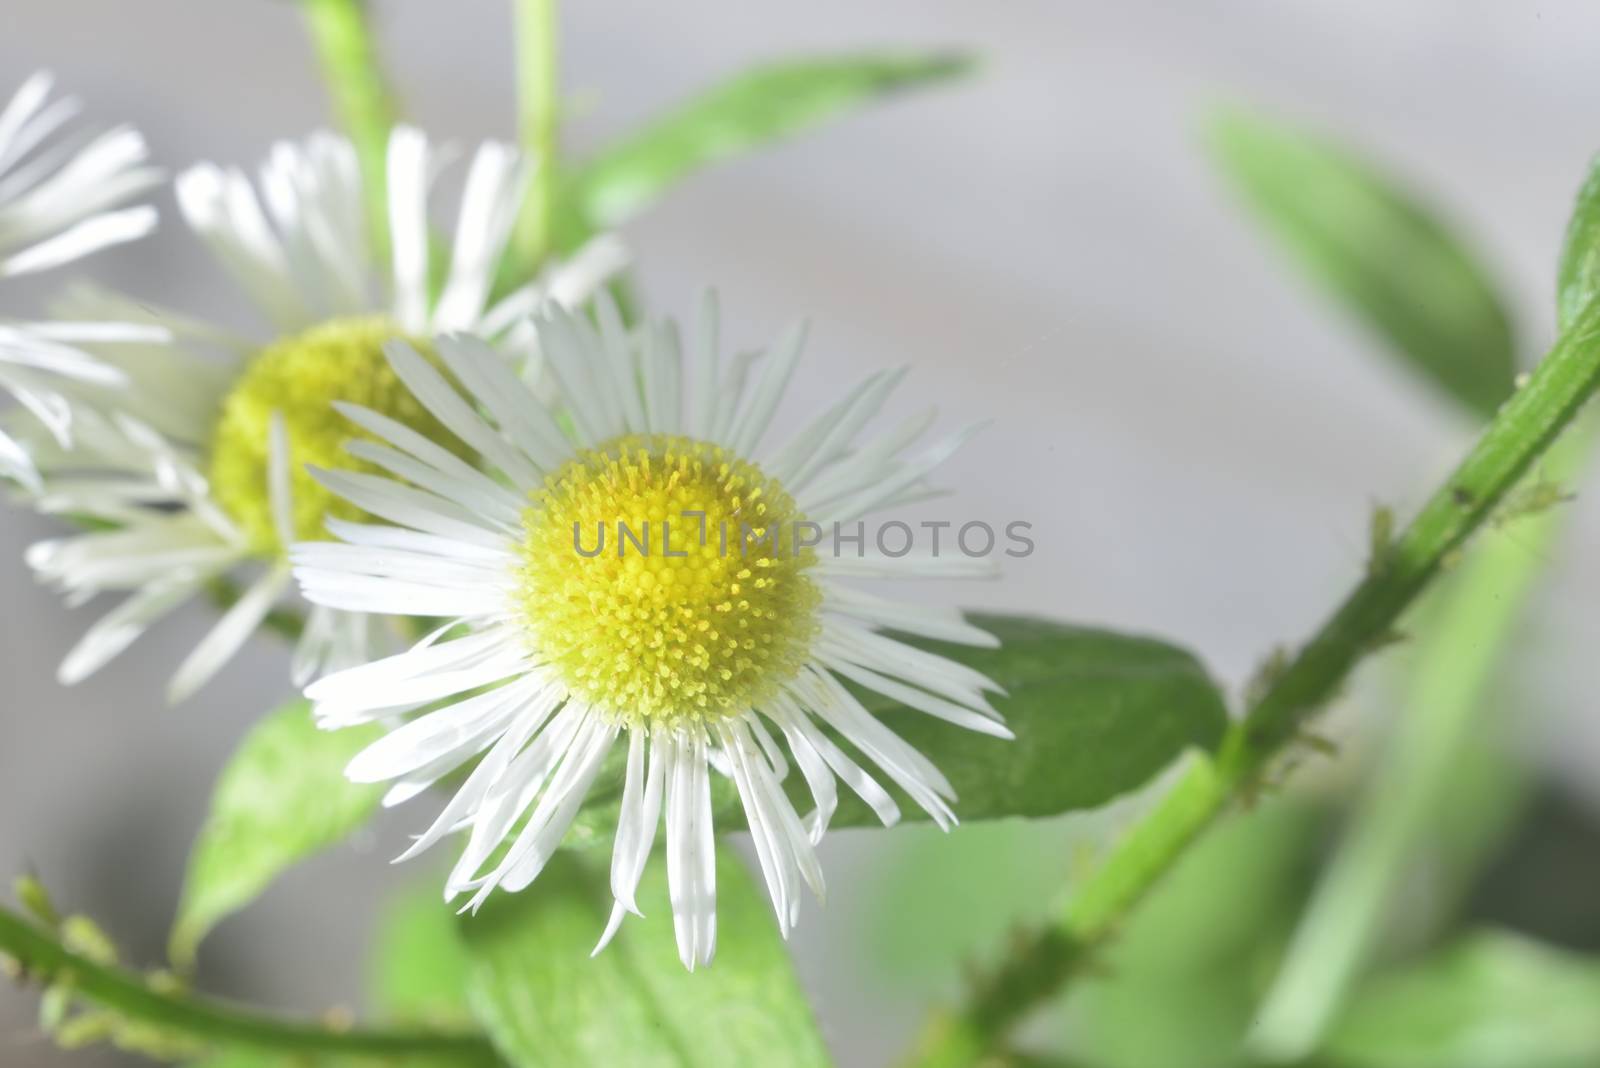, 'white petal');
431,335,572,472
382,340,543,487
665,729,717,969
724,321,806,457
824,584,999,647
57,576,203,685
346,681,527,783
386,126,432,333
0,206,156,277
168,565,291,703
434,141,527,331
391,679,565,861
688,289,720,439
819,653,1011,739
609,728,664,916
306,464,510,550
